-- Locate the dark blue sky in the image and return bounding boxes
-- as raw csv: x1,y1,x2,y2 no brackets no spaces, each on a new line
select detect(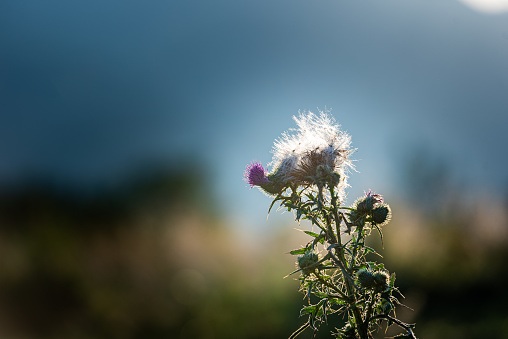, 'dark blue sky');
1,1,508,228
